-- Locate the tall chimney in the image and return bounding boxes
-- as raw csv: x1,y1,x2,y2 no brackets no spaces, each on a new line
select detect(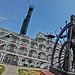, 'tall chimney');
20,6,34,35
